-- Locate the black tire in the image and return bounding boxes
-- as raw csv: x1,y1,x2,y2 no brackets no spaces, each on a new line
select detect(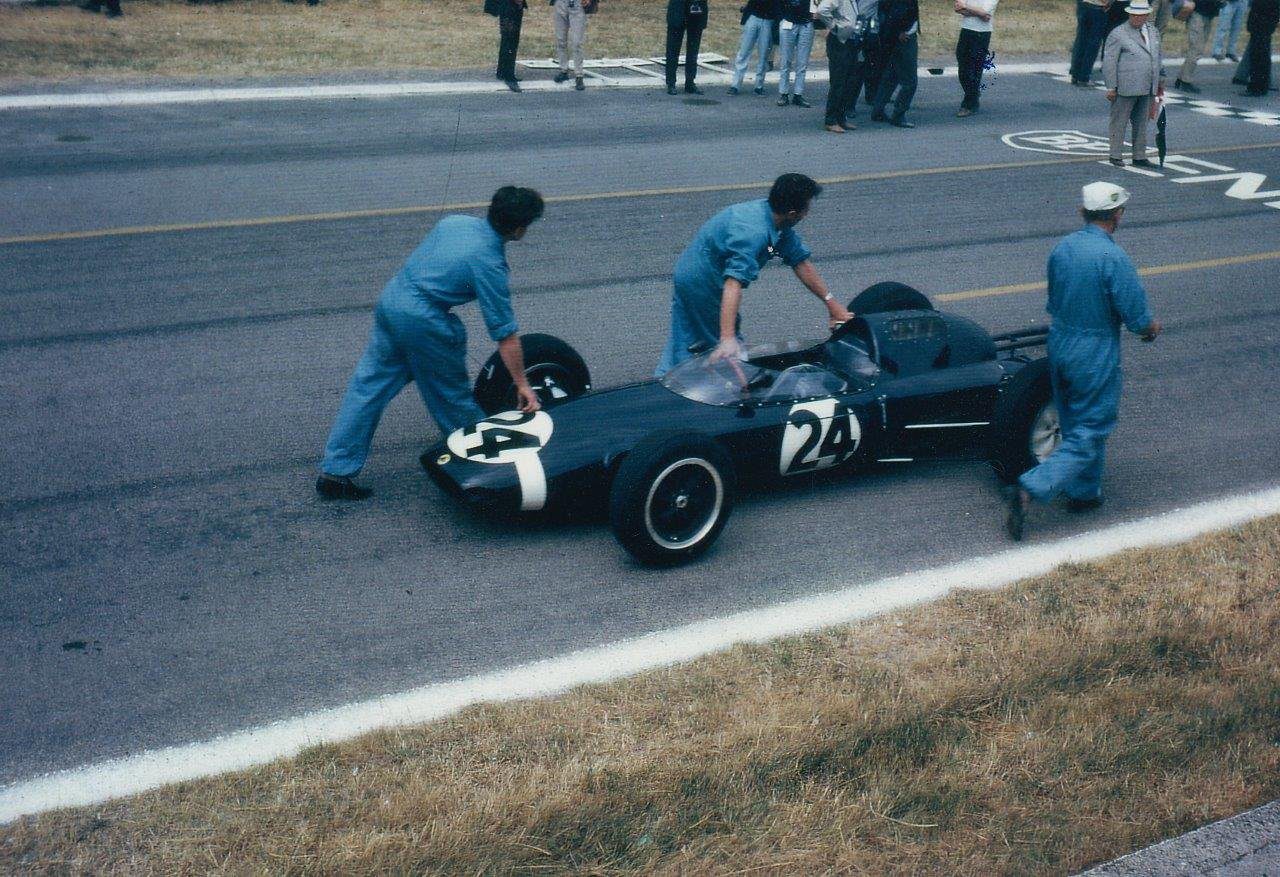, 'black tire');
989,357,1059,483
473,333,591,416
849,281,933,315
609,430,736,566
